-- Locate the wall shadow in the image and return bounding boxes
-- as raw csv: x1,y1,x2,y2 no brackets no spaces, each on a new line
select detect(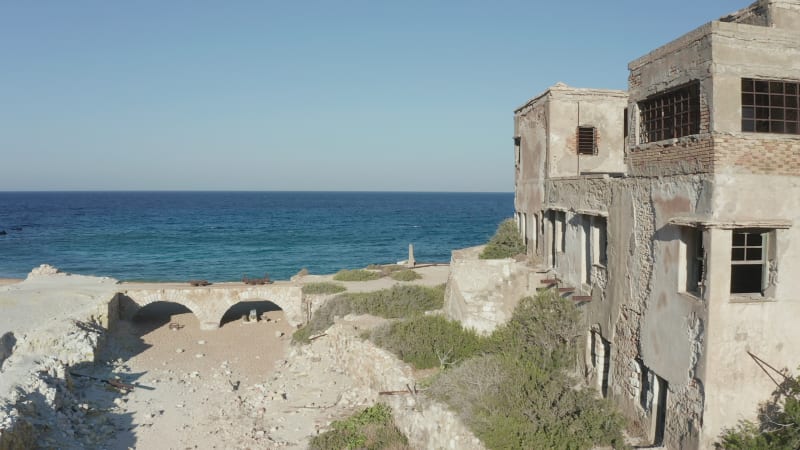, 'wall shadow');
220,300,282,327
